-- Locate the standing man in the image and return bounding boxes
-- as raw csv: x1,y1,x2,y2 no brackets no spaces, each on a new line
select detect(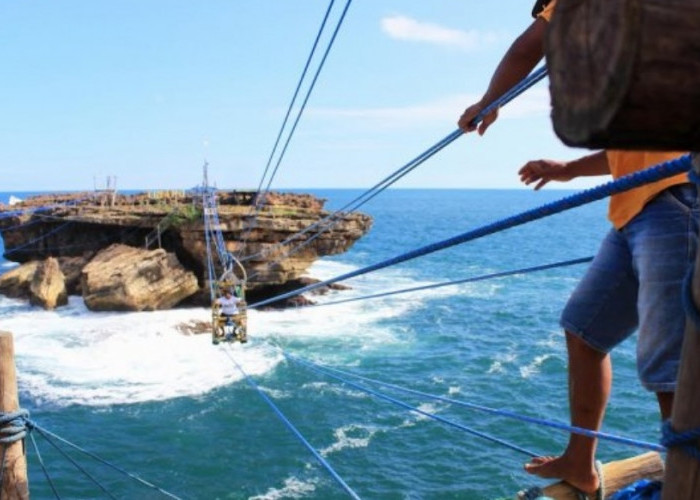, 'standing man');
457,1,696,496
